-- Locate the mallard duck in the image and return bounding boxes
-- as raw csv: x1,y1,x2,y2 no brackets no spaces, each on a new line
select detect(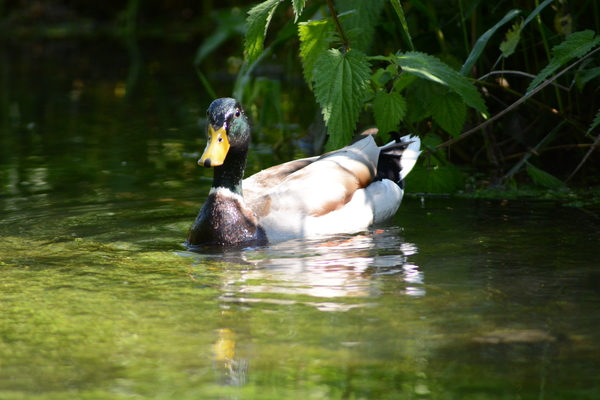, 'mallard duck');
186,97,421,247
